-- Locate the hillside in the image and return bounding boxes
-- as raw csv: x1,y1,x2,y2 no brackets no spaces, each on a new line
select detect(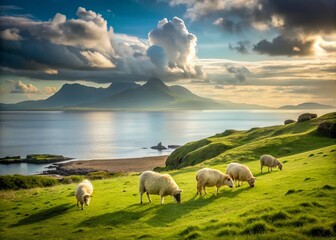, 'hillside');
0,148,335,239
279,102,335,109
85,78,223,109
165,112,336,169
